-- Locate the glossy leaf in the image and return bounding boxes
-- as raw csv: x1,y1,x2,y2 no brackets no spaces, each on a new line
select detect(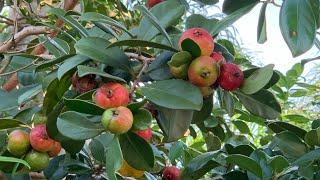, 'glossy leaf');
132,108,153,130
105,137,123,180
181,152,221,179
211,3,258,35
240,64,274,94
57,55,90,80
257,2,268,44
0,156,30,169
57,111,104,140
156,106,194,142
140,79,203,110
137,0,185,41
135,5,174,47
75,37,131,72
119,132,154,171
77,65,126,83
222,0,259,14
186,14,219,34
273,131,308,159
292,148,320,166
64,98,105,115
235,90,281,119
280,0,316,57
0,119,27,130
226,154,263,179
268,121,307,140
